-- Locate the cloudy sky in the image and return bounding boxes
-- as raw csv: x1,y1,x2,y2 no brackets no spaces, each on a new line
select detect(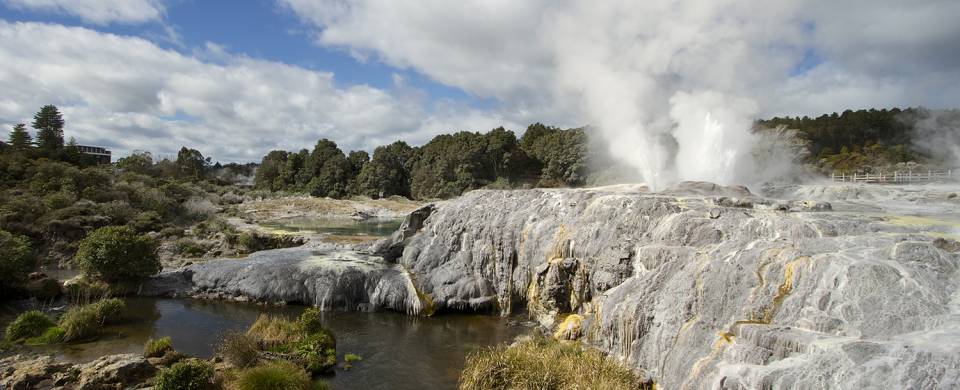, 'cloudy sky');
0,0,957,163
